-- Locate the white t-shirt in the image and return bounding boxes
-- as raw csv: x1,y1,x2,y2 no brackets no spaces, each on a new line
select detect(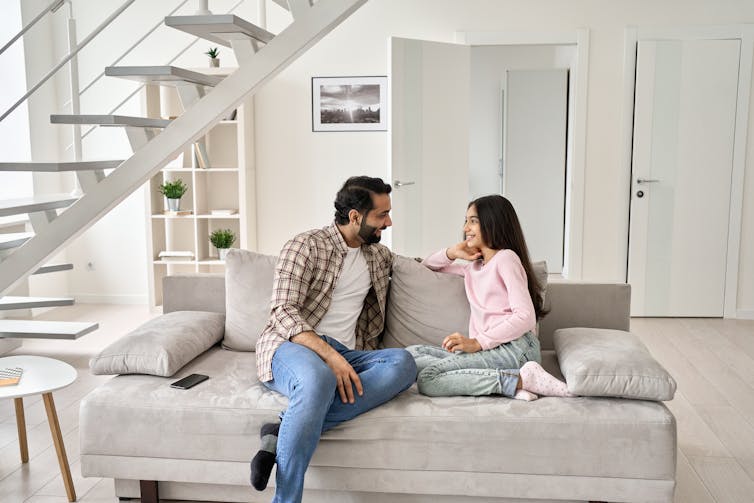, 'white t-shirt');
315,246,371,349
